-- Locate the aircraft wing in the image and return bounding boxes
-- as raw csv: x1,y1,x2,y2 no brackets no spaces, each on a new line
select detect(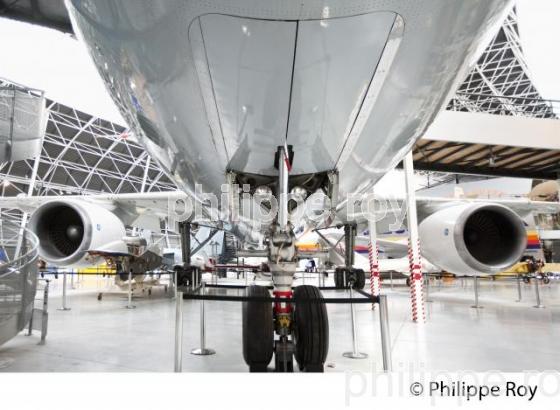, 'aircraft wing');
0,190,188,230
343,194,560,231
376,238,408,258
